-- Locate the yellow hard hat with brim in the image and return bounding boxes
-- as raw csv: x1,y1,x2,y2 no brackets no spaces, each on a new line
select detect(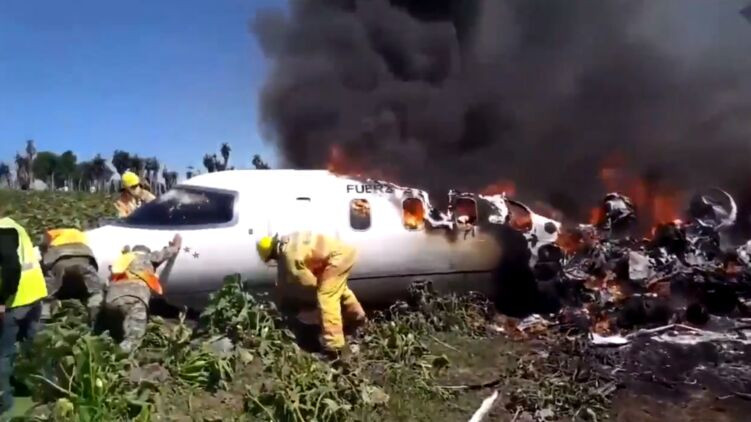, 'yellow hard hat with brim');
112,252,136,275
122,171,140,189
256,236,275,262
